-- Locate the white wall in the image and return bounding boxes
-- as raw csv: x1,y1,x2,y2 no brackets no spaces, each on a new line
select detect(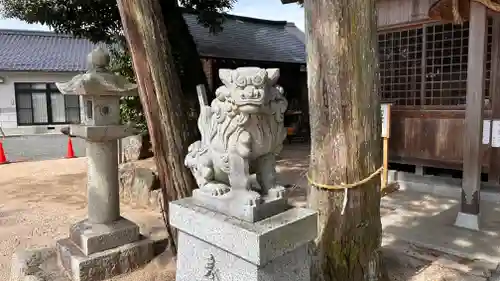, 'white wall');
0,71,83,135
